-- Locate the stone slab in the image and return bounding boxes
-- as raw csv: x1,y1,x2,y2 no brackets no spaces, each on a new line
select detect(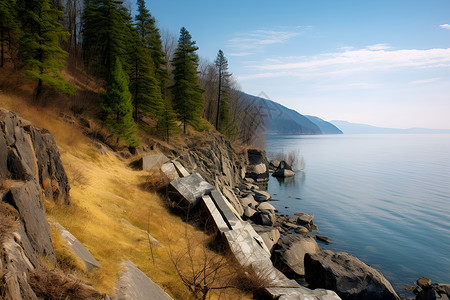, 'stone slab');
140,154,169,171
54,222,101,271
161,162,180,181
210,189,243,230
115,260,173,300
169,173,214,207
172,160,190,177
201,195,231,232
223,223,293,287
